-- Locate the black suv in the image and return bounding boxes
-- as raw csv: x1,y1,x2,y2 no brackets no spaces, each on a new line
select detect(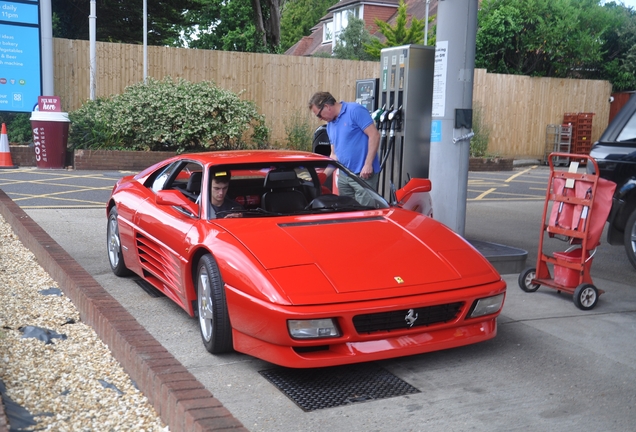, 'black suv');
589,95,636,269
